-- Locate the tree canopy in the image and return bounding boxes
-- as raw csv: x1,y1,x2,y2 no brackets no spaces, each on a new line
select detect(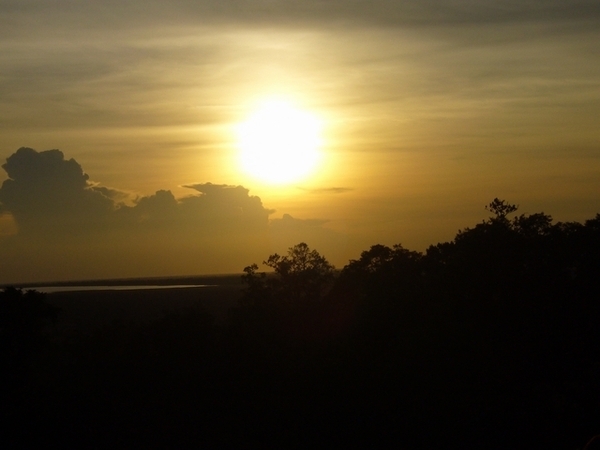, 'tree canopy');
241,242,335,308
